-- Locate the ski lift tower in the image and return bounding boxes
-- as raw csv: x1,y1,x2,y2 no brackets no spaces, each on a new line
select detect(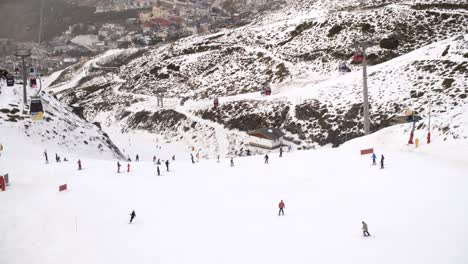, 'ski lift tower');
353,39,377,135
14,48,32,114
